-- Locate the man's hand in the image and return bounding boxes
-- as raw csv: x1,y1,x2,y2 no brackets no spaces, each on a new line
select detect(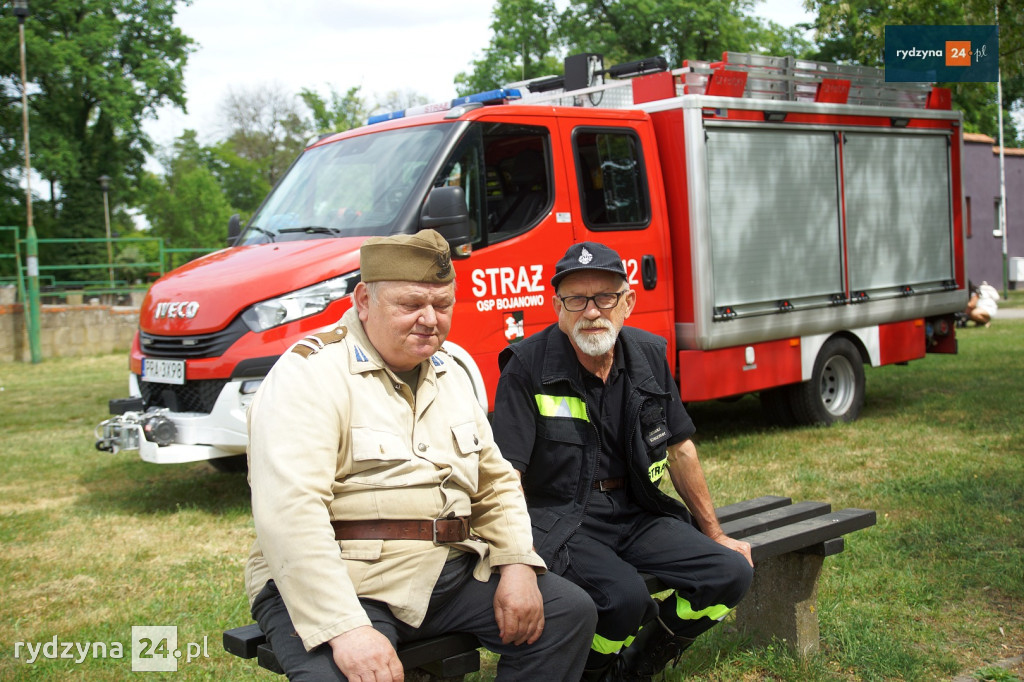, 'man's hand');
494,563,545,645
328,626,403,681
710,532,753,567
